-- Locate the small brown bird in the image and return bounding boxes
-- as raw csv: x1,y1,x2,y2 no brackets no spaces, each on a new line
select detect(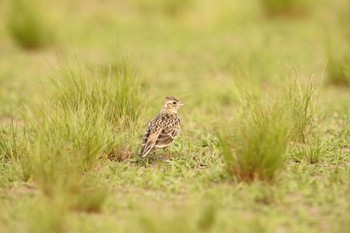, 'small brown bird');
140,96,185,157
